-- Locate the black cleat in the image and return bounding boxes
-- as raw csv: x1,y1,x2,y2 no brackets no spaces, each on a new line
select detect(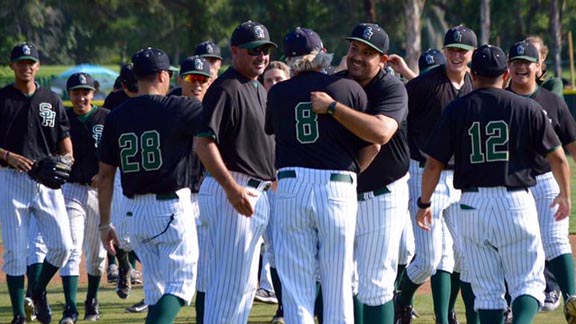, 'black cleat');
84,298,101,321
394,295,413,324
11,314,28,324
58,305,78,324
31,291,52,324
116,265,132,299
